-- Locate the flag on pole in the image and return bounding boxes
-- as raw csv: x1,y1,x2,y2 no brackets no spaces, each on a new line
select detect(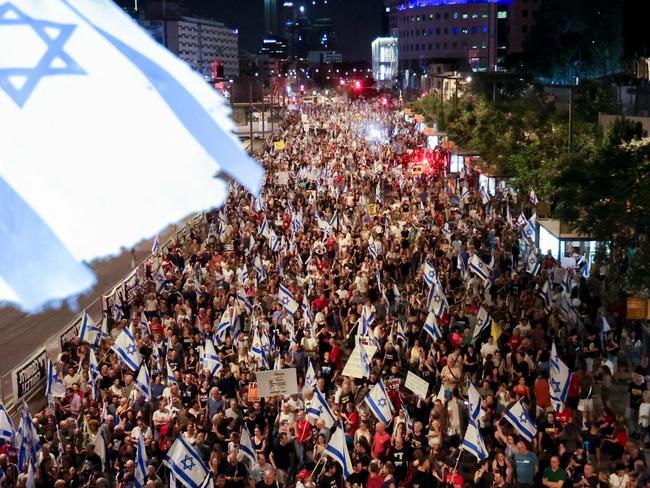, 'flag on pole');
427,283,448,317
164,436,210,488
324,425,353,478
467,380,482,421
423,311,443,342
167,363,178,386
111,327,142,371
238,424,257,464
550,343,572,410
0,403,15,444
202,339,223,376
135,432,148,488
0,0,263,313
368,238,379,259
79,312,102,348
365,380,393,424
305,359,317,389
134,363,151,401
504,400,537,442
526,251,540,276
151,234,160,254
423,260,438,287
307,388,337,428
17,401,41,471
89,348,101,399
530,189,539,206
277,284,299,316
214,309,231,345
46,359,66,398
469,254,491,283
472,307,491,344
462,418,488,461
538,280,551,312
